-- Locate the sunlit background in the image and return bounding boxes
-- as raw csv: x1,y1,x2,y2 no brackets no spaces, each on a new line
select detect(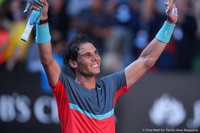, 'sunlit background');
0,0,200,133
